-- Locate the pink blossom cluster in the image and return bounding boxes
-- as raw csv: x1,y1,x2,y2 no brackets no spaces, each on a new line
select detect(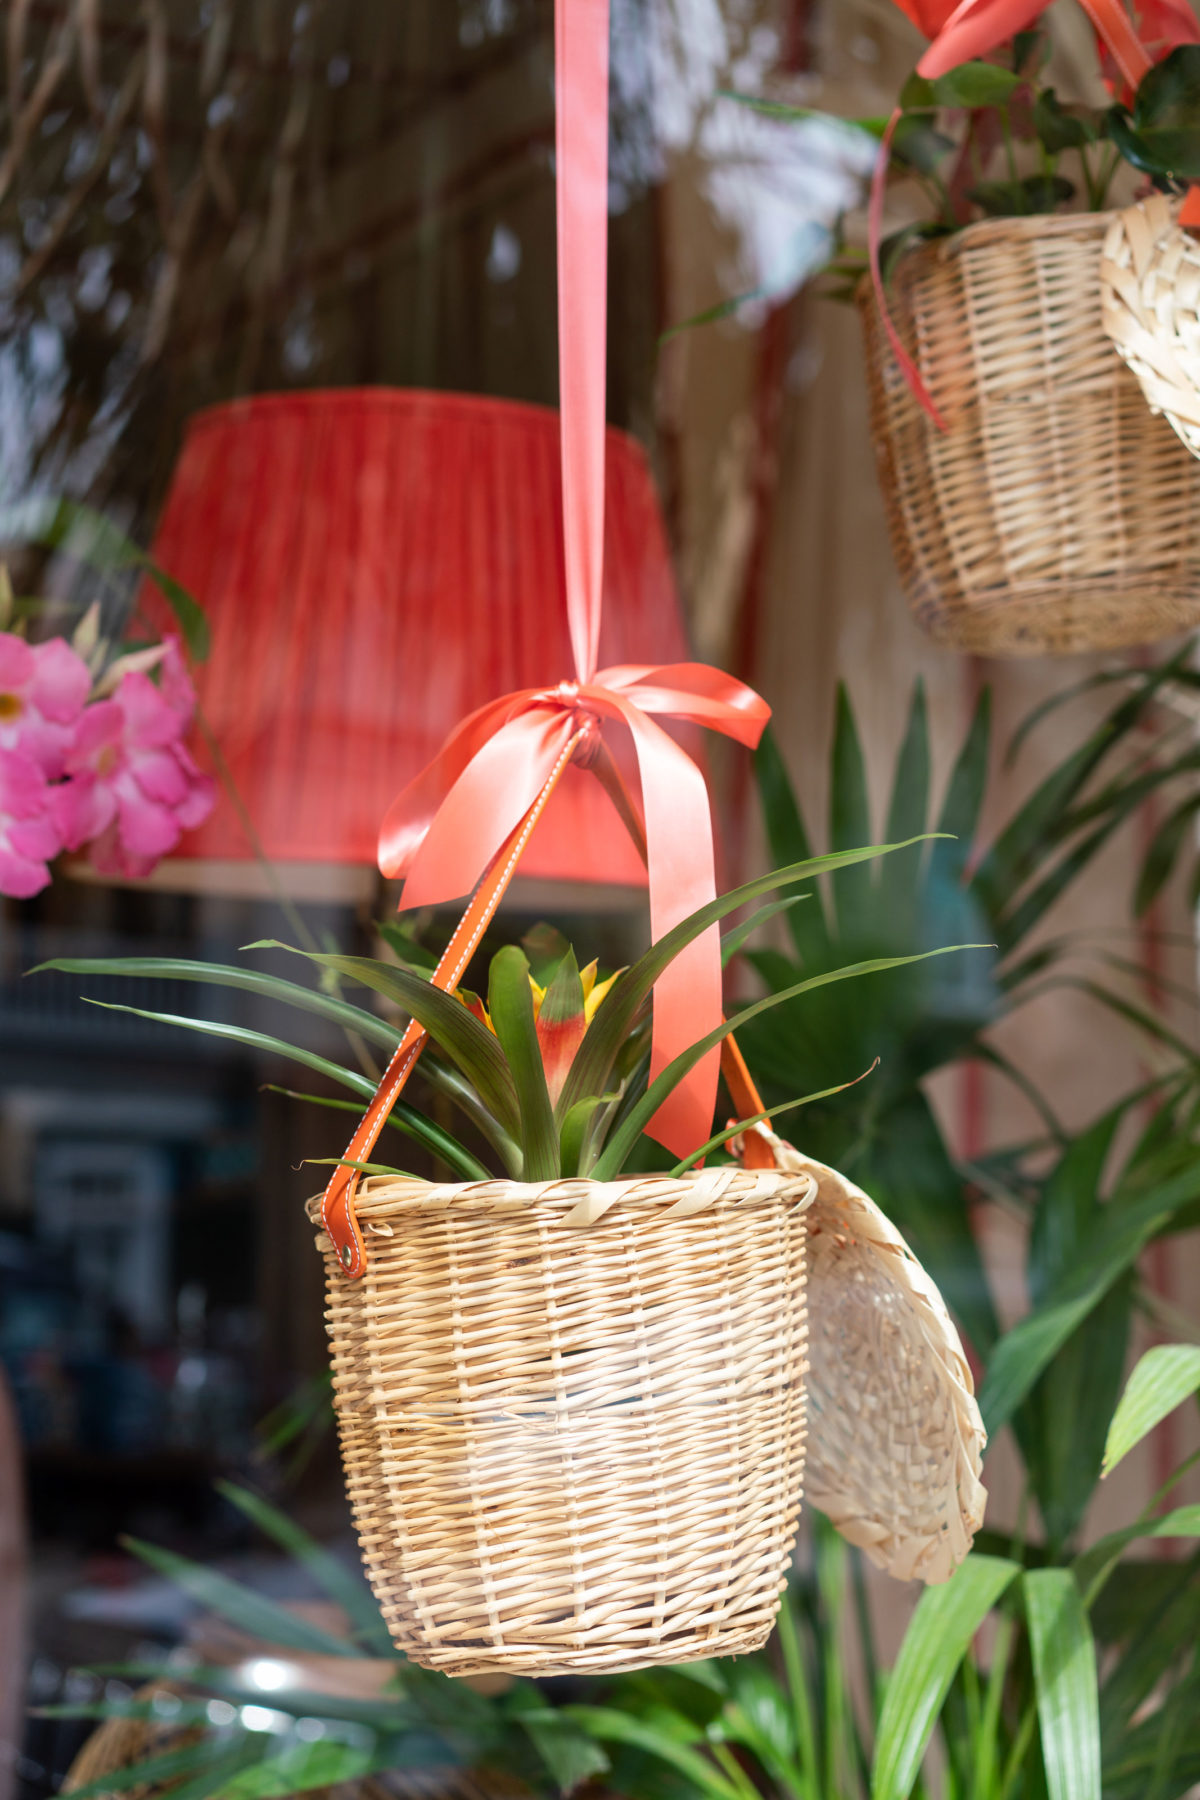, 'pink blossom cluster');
0,631,215,899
